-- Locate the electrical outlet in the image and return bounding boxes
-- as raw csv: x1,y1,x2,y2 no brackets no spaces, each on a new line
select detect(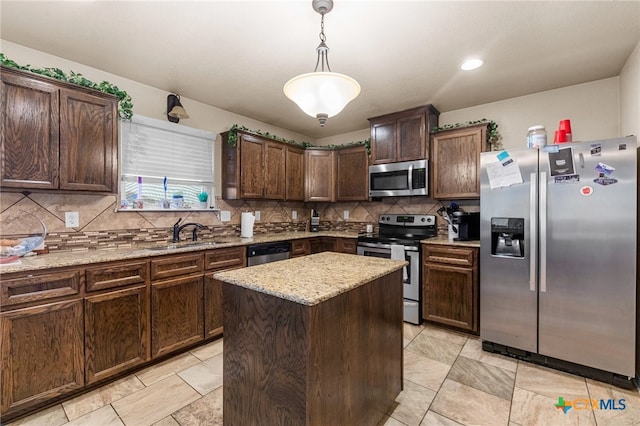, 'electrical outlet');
220,210,231,222
343,210,349,220
292,210,298,220
255,211,261,221
65,211,79,228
